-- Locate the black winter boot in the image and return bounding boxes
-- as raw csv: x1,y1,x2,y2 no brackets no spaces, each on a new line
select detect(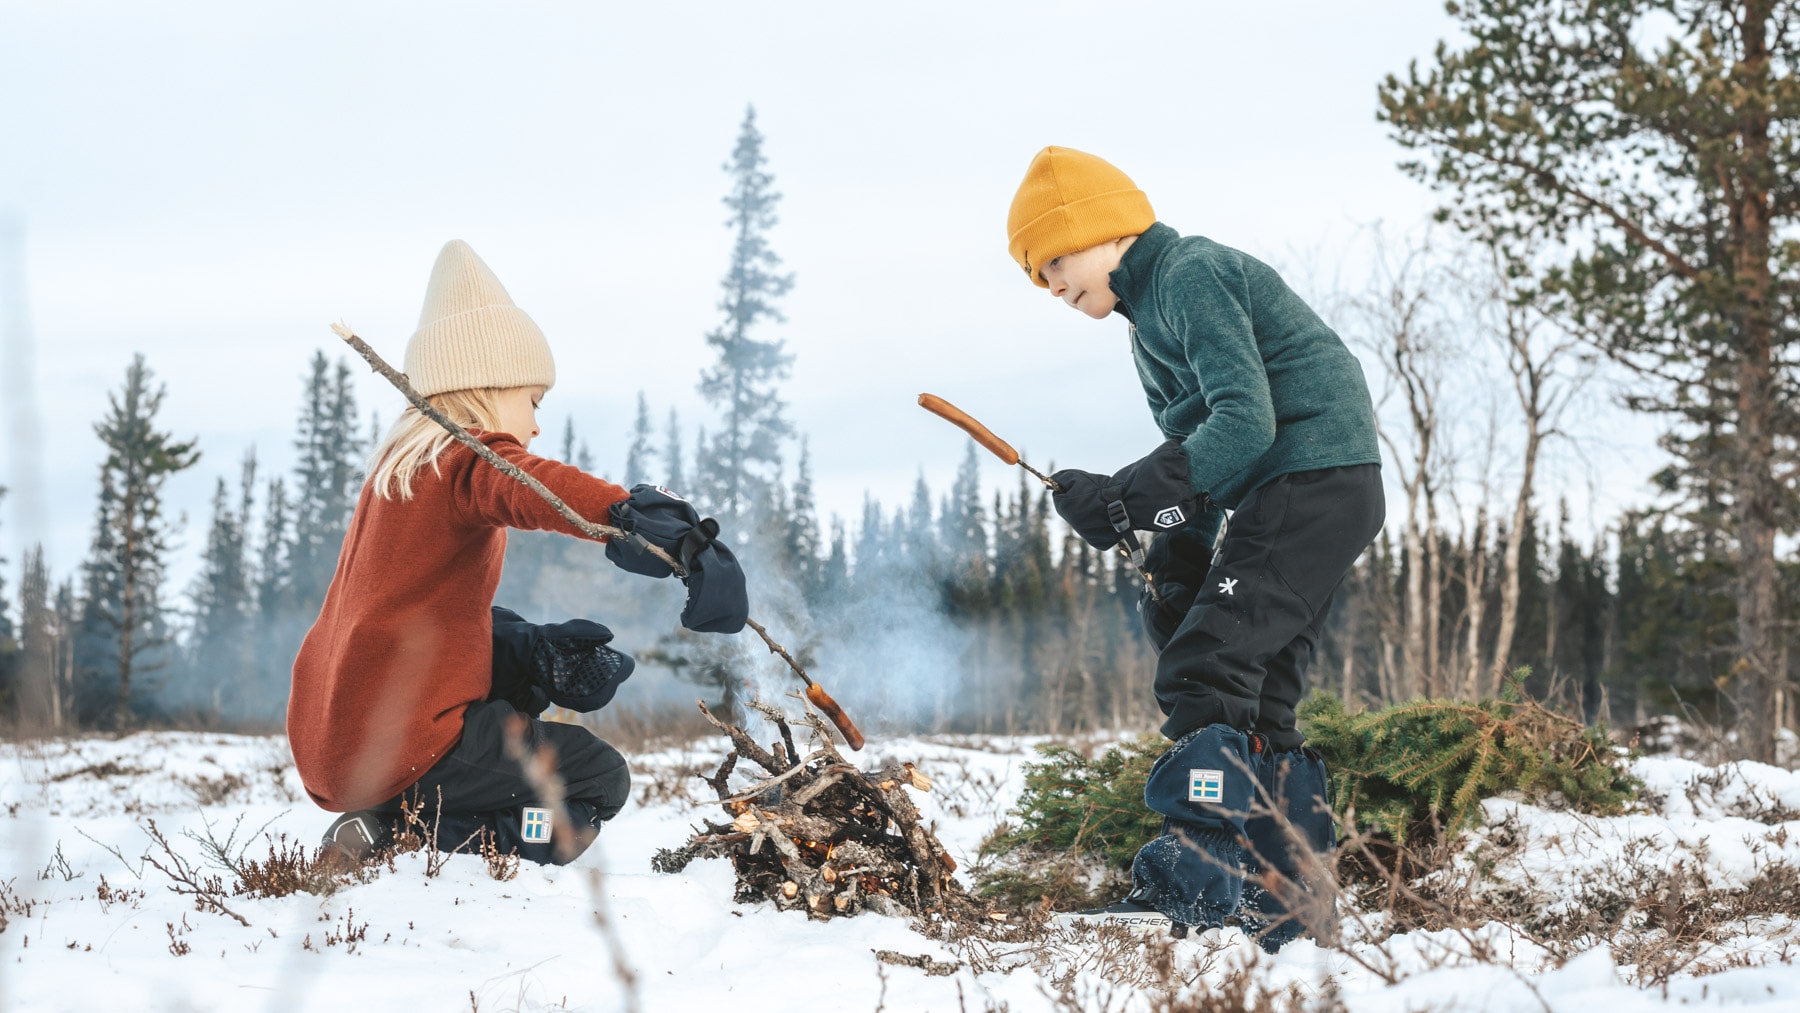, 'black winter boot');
320,810,394,866
1125,724,1257,930
1239,743,1335,952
